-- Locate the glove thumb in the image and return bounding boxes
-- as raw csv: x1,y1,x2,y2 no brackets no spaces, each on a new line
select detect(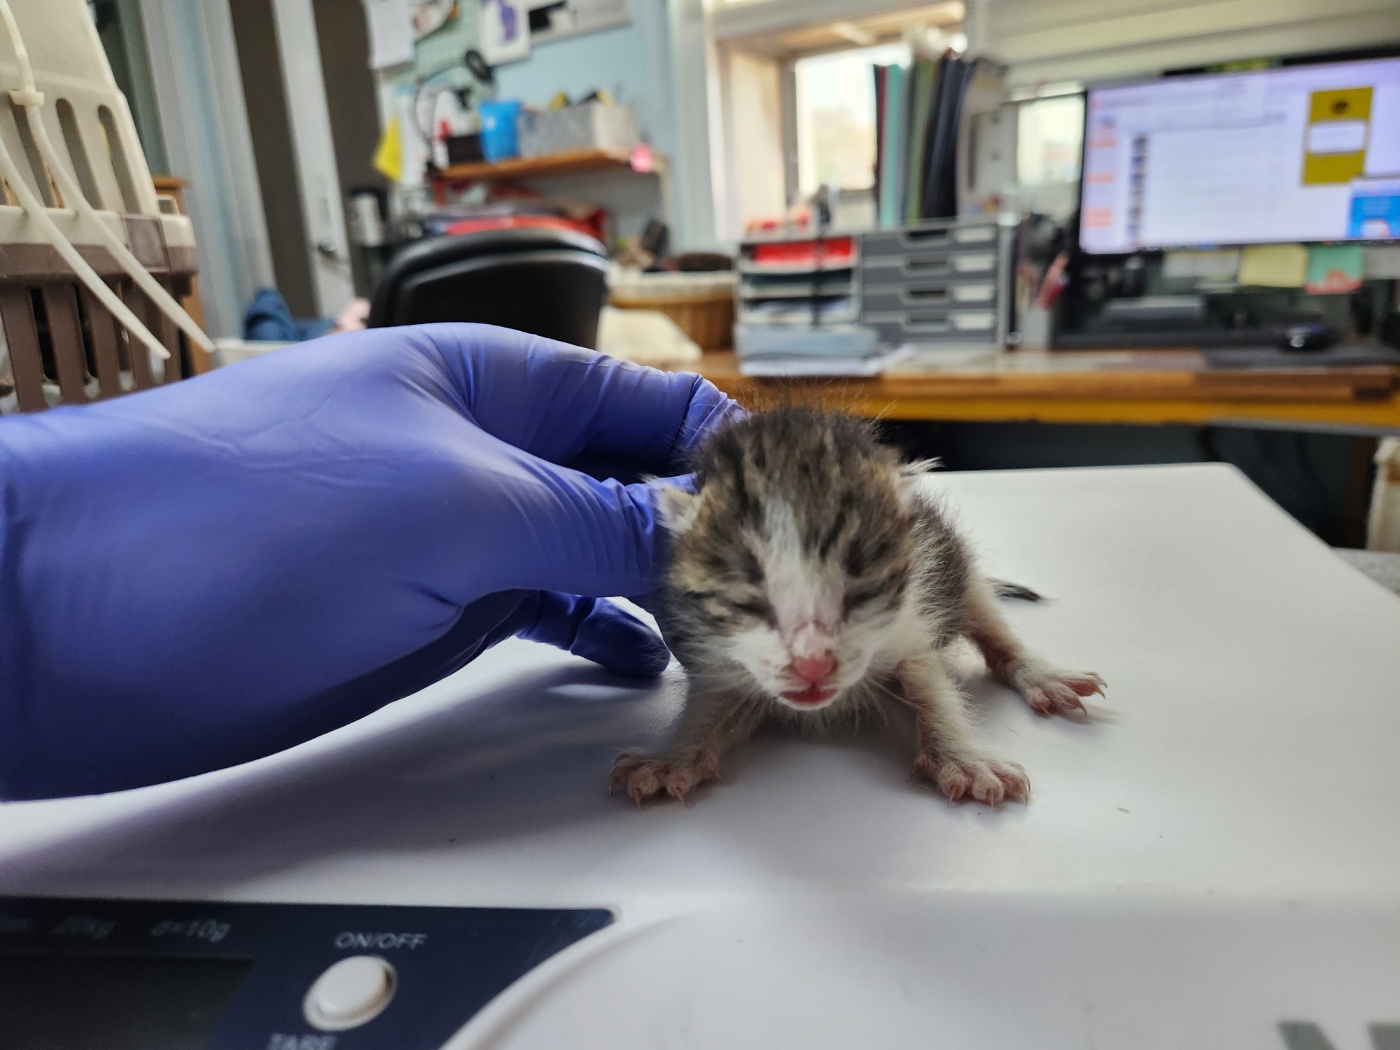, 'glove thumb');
513,592,670,678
